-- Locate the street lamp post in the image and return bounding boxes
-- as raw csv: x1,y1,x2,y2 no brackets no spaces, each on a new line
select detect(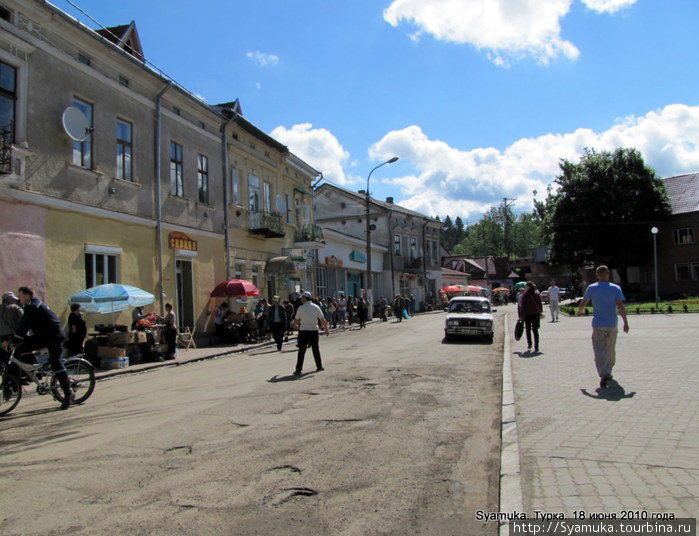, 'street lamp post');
366,156,398,319
651,226,659,309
